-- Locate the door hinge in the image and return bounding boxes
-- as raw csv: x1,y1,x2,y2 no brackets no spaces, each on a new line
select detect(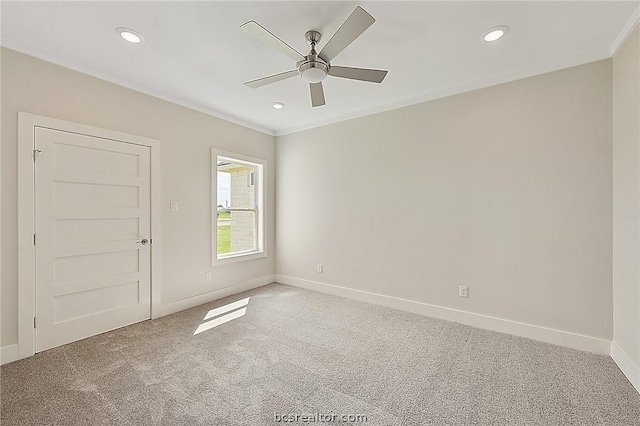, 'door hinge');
33,234,36,245
33,149,41,162
33,317,36,329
